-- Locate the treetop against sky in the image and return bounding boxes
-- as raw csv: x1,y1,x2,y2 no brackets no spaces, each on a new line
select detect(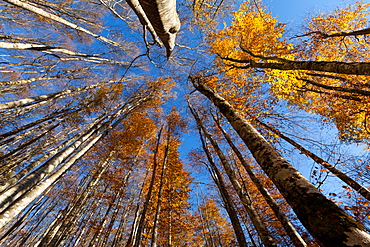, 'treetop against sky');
0,0,369,246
